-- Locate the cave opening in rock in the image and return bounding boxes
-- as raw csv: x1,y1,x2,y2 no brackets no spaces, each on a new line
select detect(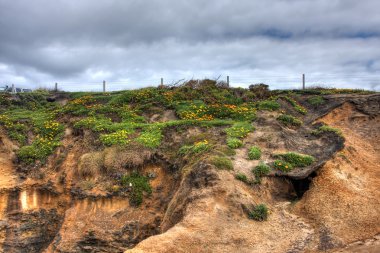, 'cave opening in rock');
290,171,317,198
